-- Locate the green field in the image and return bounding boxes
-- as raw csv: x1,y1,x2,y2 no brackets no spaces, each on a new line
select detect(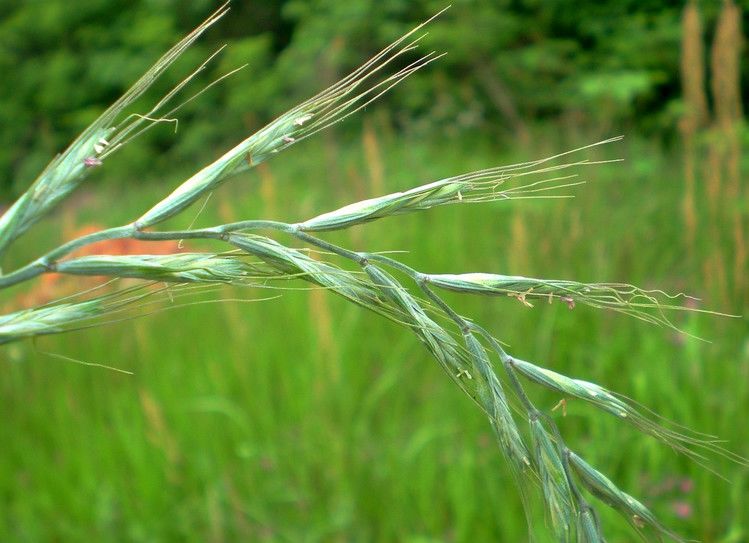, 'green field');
1,128,747,542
